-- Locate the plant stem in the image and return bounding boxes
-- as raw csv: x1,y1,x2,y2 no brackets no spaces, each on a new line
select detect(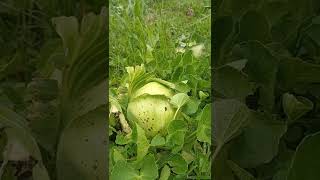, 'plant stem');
187,131,197,139
173,107,180,120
